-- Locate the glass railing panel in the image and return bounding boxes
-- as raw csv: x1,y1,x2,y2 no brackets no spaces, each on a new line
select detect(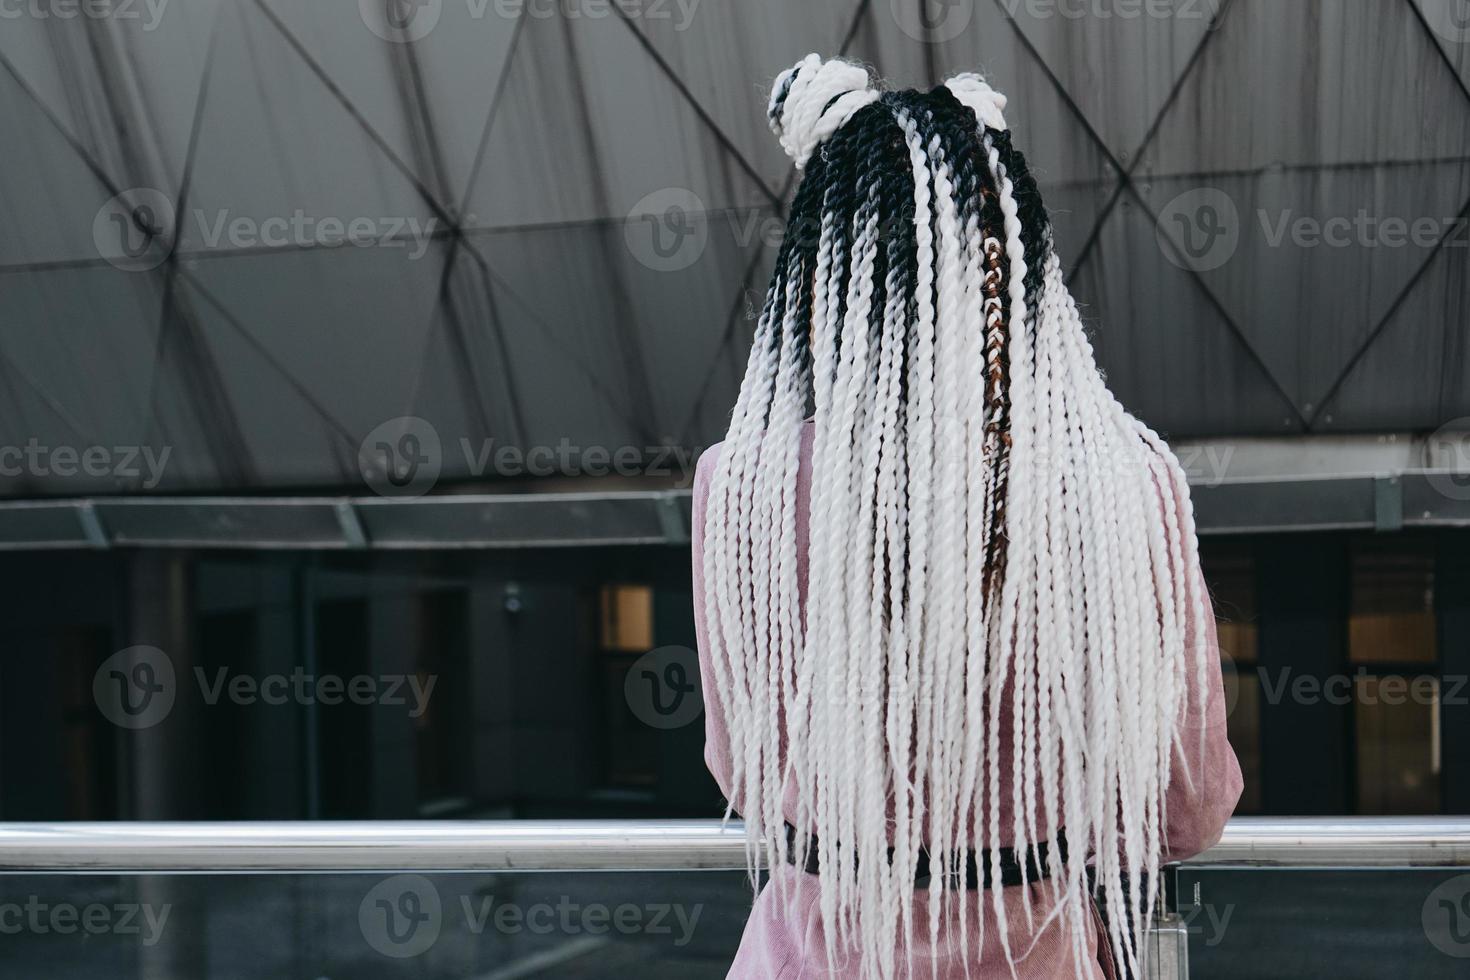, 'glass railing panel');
0,870,754,979
1174,867,1470,979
